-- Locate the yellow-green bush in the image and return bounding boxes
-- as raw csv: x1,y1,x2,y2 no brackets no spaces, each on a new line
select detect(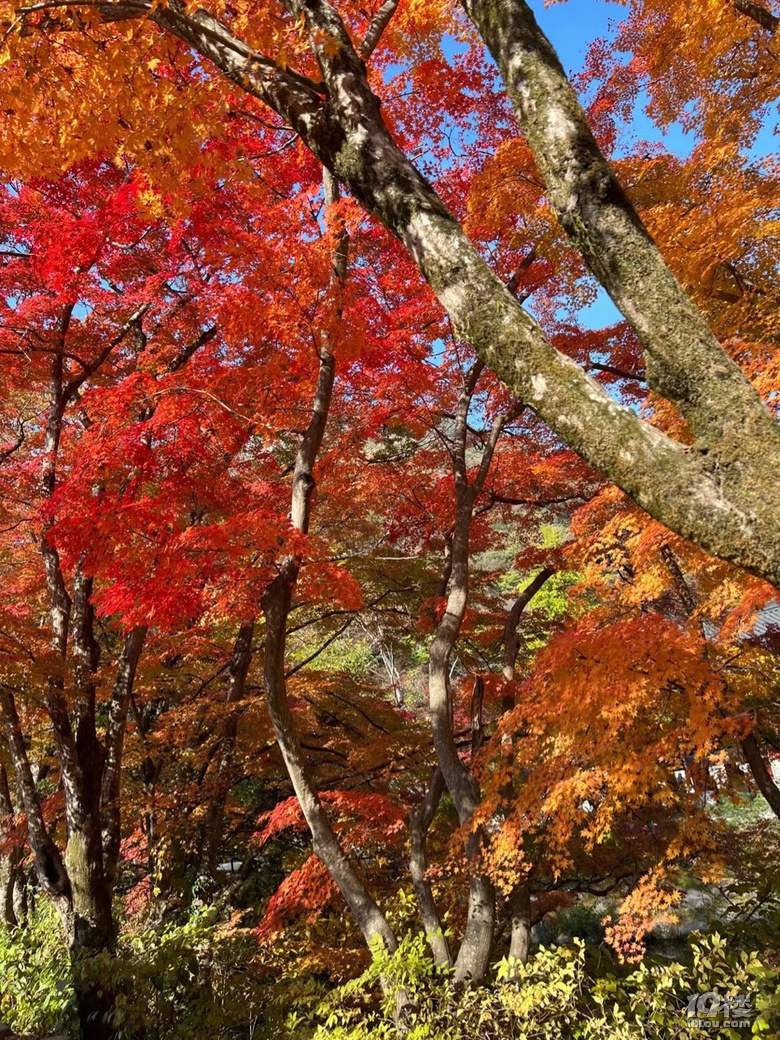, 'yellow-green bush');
281,932,779,1040
0,906,265,1039
1,908,778,1040
0,901,74,1036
